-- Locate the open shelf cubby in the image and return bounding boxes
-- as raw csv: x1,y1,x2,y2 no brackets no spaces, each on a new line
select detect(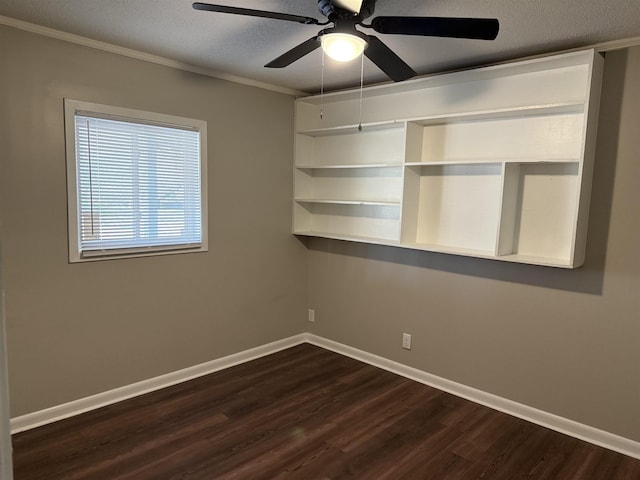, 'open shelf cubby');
293,202,401,242
295,166,403,204
498,162,581,266
401,163,503,254
295,122,405,167
293,49,603,268
404,106,585,165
